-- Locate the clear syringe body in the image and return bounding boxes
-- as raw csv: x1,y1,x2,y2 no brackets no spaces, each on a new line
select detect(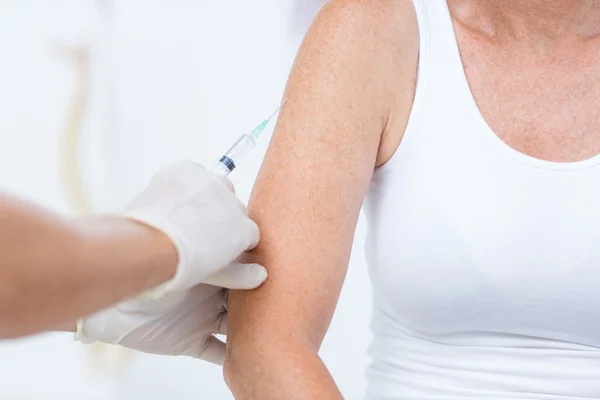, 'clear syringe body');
211,98,288,177
212,133,257,177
